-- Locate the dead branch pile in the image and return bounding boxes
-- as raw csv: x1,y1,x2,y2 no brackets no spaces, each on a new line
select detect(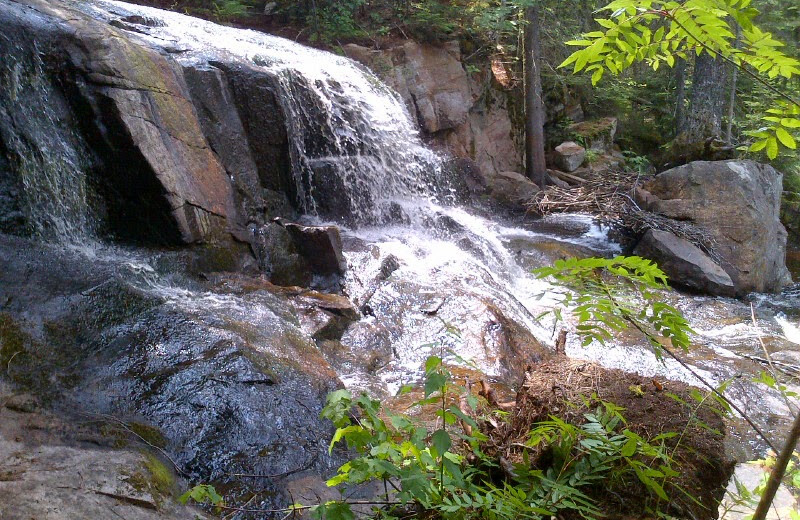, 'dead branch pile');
529,169,724,264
